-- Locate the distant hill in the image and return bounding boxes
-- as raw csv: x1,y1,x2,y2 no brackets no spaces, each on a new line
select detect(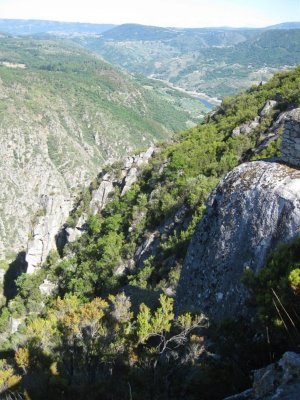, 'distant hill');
77,23,300,98
266,21,300,29
0,19,116,36
100,23,180,41
1,20,300,99
100,23,256,45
